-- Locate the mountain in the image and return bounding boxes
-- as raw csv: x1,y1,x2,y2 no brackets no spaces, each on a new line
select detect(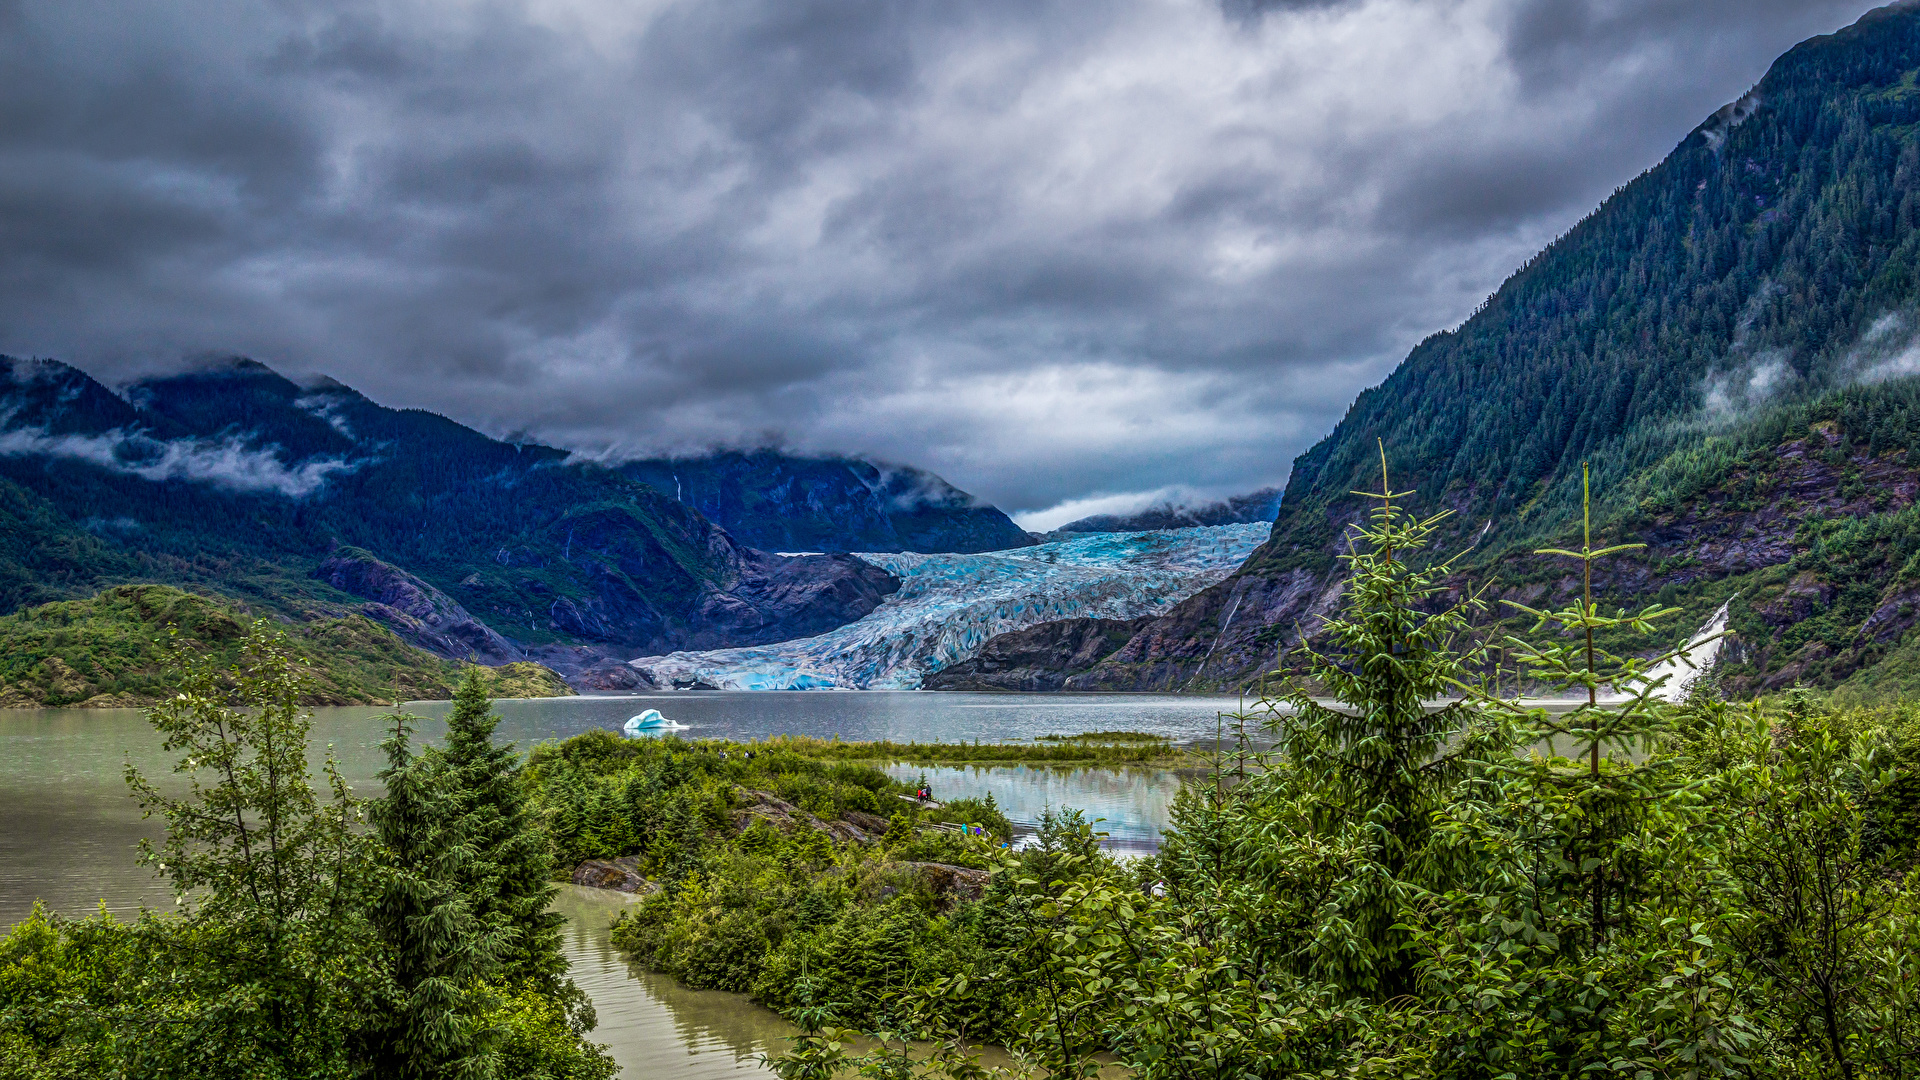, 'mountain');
0,358,899,673
615,450,1035,554
1051,488,1283,535
1067,1,1920,697
631,524,1267,690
